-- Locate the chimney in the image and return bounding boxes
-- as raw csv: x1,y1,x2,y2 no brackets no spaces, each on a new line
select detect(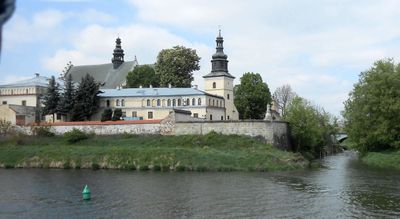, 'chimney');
168,83,172,88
